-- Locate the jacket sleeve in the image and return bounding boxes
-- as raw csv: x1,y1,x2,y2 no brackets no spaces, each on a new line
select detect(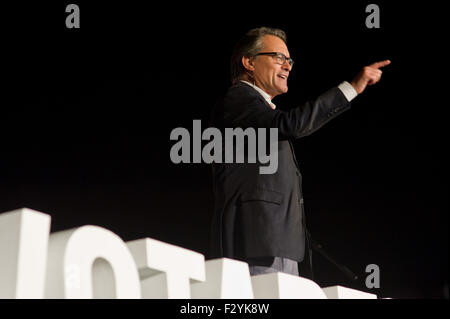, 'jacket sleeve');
223,85,351,140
